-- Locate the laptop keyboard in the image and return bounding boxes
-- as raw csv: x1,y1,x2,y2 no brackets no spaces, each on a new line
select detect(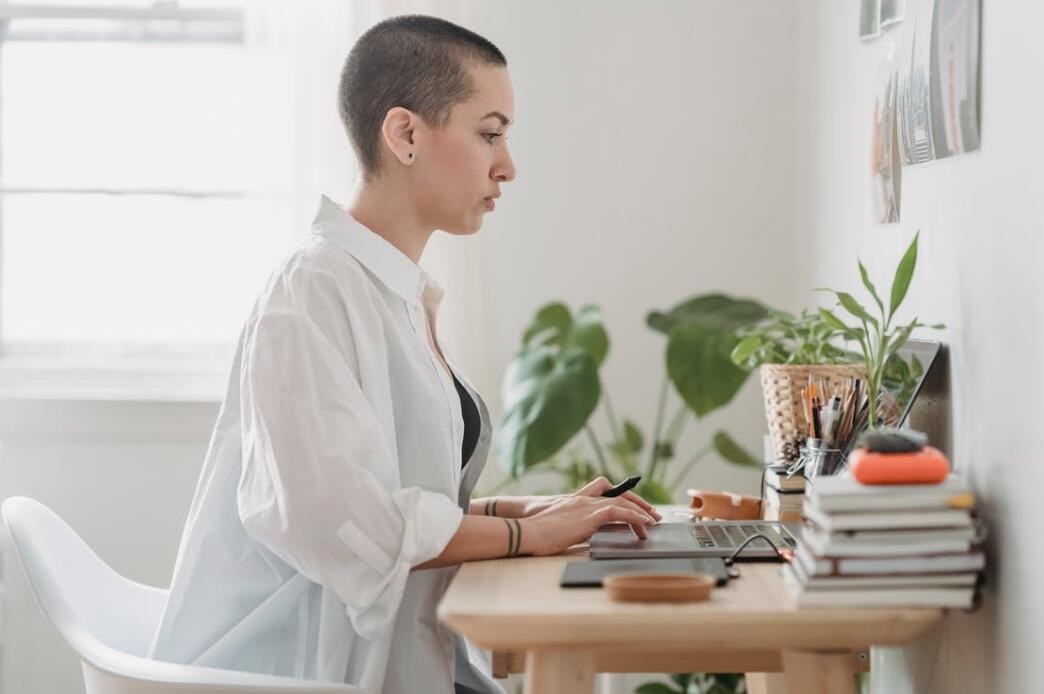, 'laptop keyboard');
690,523,798,550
